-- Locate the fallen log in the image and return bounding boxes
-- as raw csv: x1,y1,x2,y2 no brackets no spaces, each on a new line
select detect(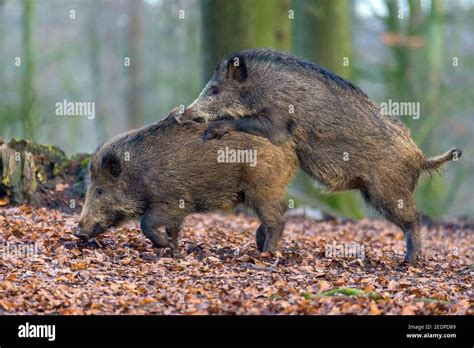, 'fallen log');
0,138,89,206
